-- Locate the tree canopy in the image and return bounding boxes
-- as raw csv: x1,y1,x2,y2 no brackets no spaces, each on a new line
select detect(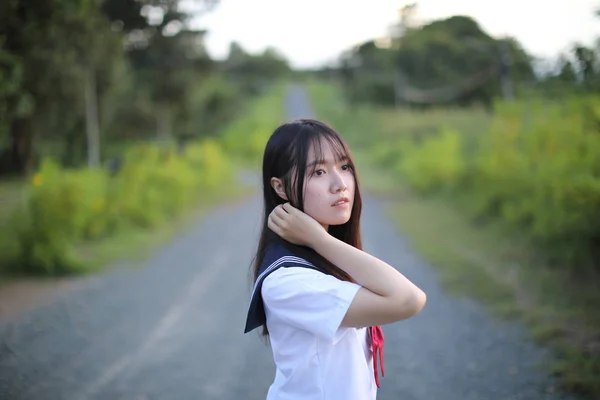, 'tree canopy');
0,0,290,175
